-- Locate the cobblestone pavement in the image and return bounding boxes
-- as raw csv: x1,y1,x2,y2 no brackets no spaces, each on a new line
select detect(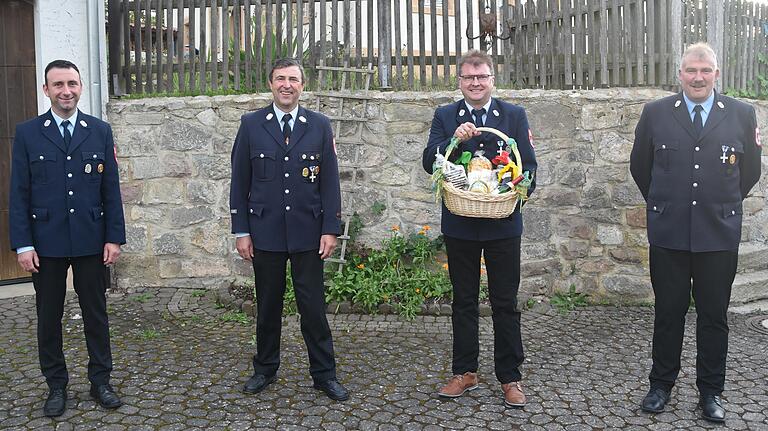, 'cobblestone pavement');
2,288,768,430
